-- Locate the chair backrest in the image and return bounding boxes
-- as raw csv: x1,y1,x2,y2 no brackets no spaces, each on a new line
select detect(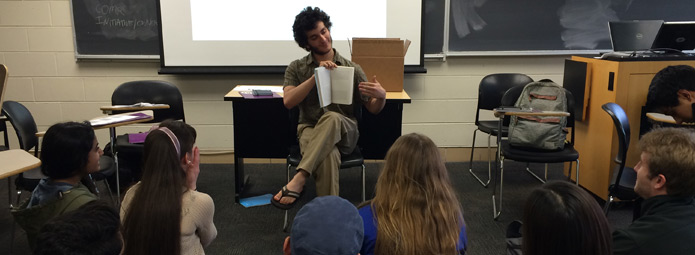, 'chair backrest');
476,73,533,125
2,101,39,154
111,80,185,123
602,102,630,171
0,64,8,113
